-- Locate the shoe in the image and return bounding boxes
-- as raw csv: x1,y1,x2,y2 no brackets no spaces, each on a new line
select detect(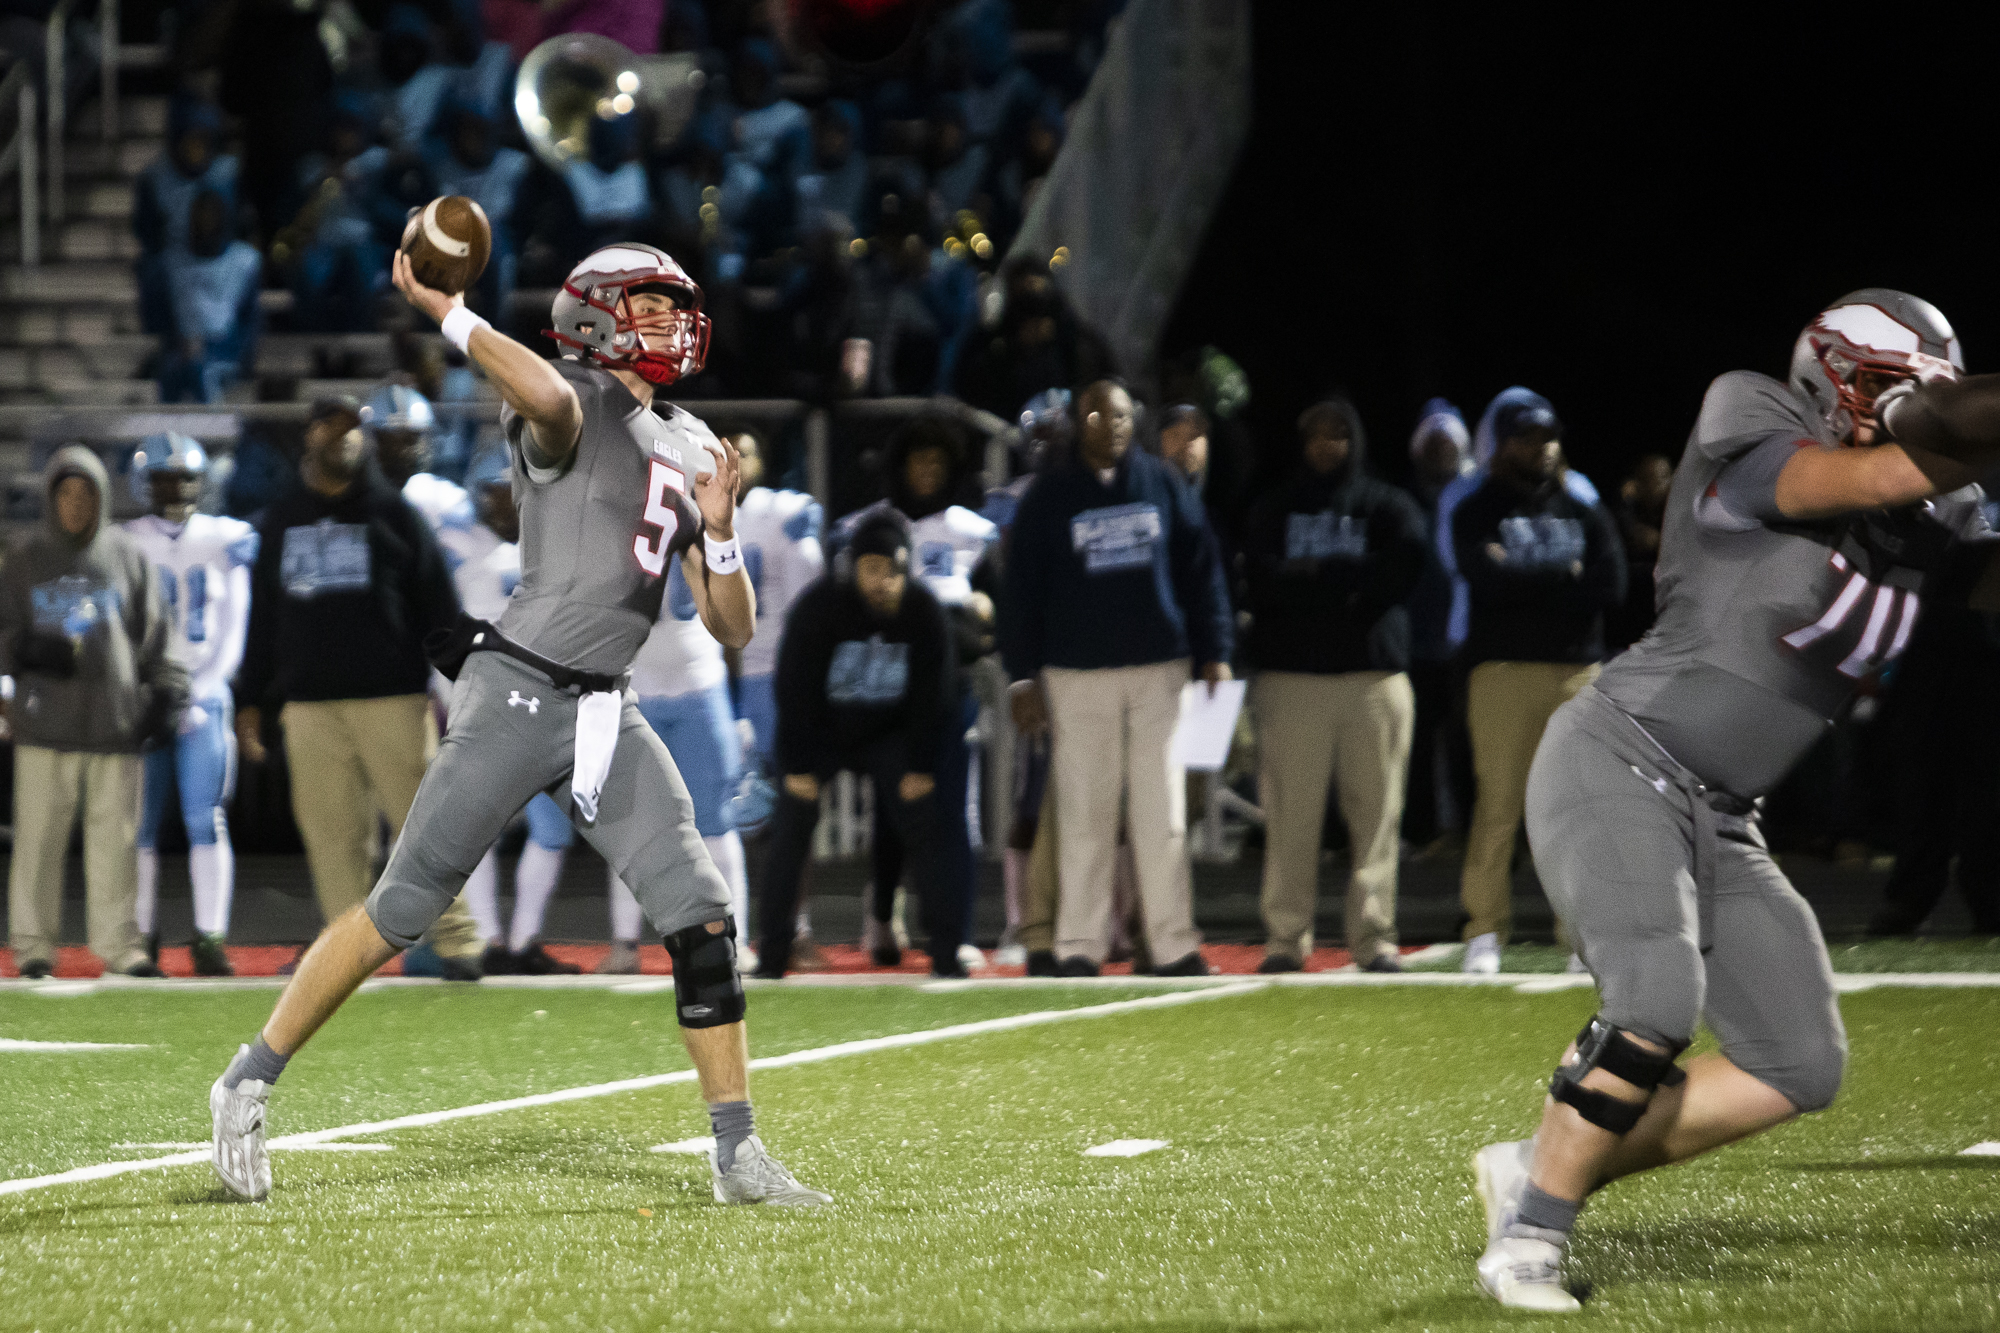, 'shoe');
1362,953,1404,974
19,958,53,980
145,930,161,964
870,944,903,968
994,943,1027,968
1257,954,1302,974
791,935,831,973
957,943,986,970
737,942,760,974
403,942,482,981
511,942,581,976
1025,950,1060,977
191,933,235,977
711,1134,831,1206
1472,1139,1534,1246
481,943,519,976
1462,932,1501,975
1152,951,1210,977
1476,1234,1581,1312
861,918,898,968
594,941,640,975
125,960,167,978
1056,956,1099,978
930,959,969,980
210,1050,273,1202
